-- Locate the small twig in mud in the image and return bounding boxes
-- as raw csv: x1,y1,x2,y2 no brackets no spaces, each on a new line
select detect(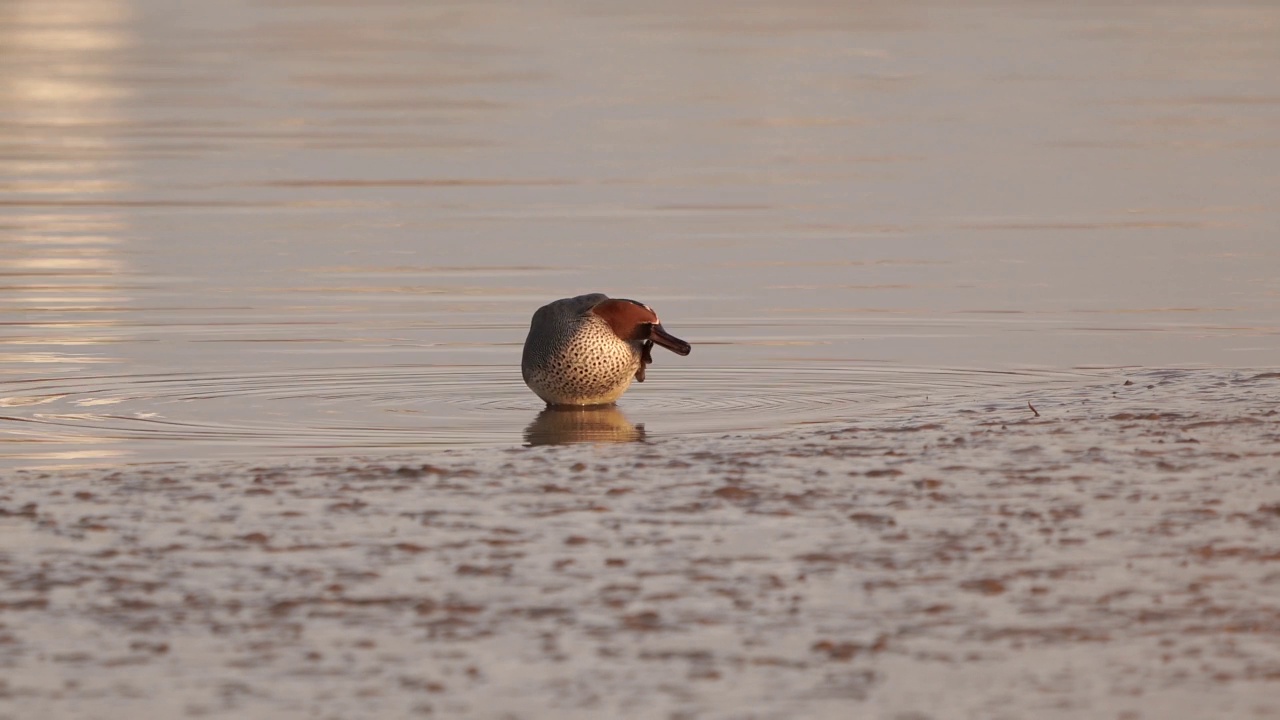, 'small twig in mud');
1027,401,1040,417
